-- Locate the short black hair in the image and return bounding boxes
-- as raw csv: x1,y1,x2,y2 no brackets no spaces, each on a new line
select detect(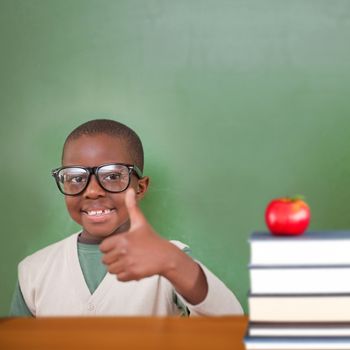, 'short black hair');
63,119,144,171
